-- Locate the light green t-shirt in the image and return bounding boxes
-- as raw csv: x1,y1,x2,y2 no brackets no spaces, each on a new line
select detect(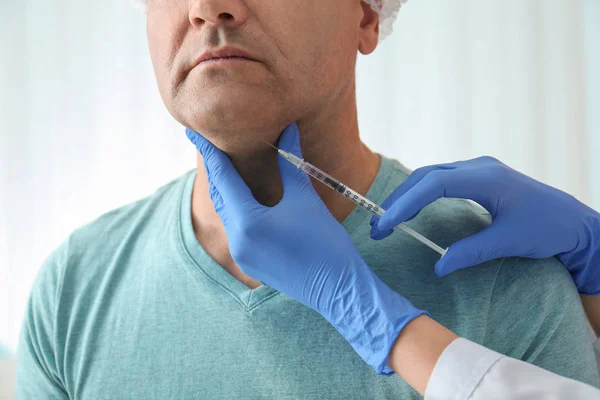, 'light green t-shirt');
16,157,600,399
